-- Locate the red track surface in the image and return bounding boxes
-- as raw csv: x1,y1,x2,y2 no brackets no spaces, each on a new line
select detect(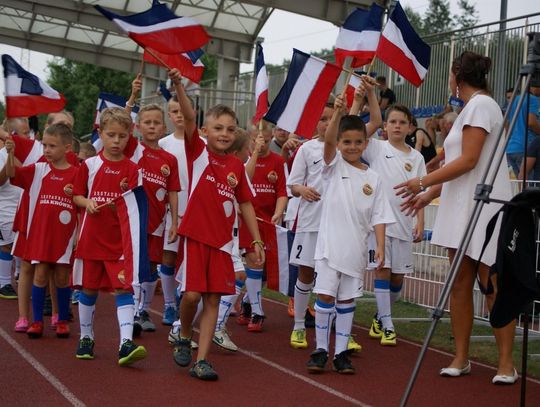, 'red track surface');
1,294,539,406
